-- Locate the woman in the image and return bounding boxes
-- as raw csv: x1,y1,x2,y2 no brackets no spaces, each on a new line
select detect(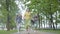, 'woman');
16,13,22,33
24,9,31,34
